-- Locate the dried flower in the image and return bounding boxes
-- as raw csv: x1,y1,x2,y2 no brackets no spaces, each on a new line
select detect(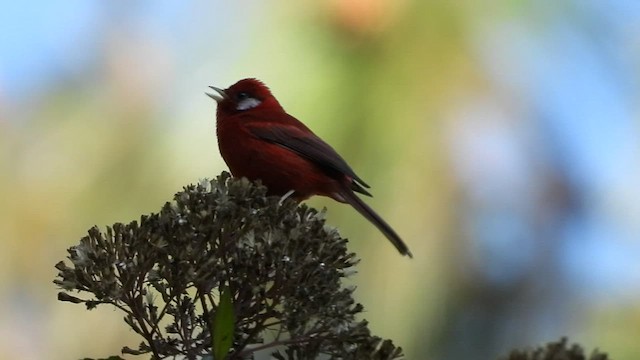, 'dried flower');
55,172,404,359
